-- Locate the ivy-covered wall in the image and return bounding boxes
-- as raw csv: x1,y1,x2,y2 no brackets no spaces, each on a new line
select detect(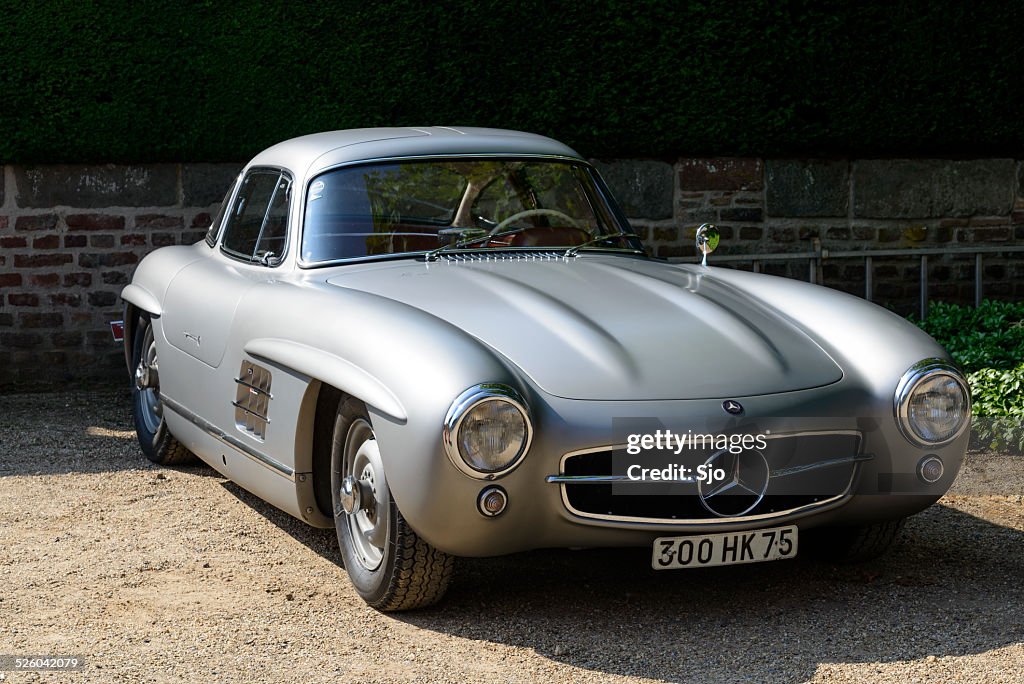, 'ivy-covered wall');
1,1,1021,163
